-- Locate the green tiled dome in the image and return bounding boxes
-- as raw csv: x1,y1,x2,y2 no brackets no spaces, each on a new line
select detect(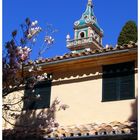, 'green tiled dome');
74,0,103,33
